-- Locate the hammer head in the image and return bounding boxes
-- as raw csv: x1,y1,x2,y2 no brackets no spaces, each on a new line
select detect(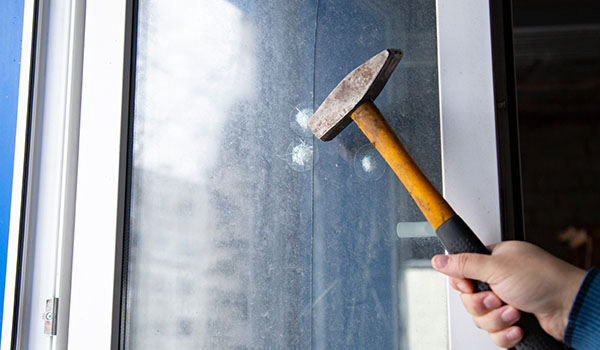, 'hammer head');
309,49,403,141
